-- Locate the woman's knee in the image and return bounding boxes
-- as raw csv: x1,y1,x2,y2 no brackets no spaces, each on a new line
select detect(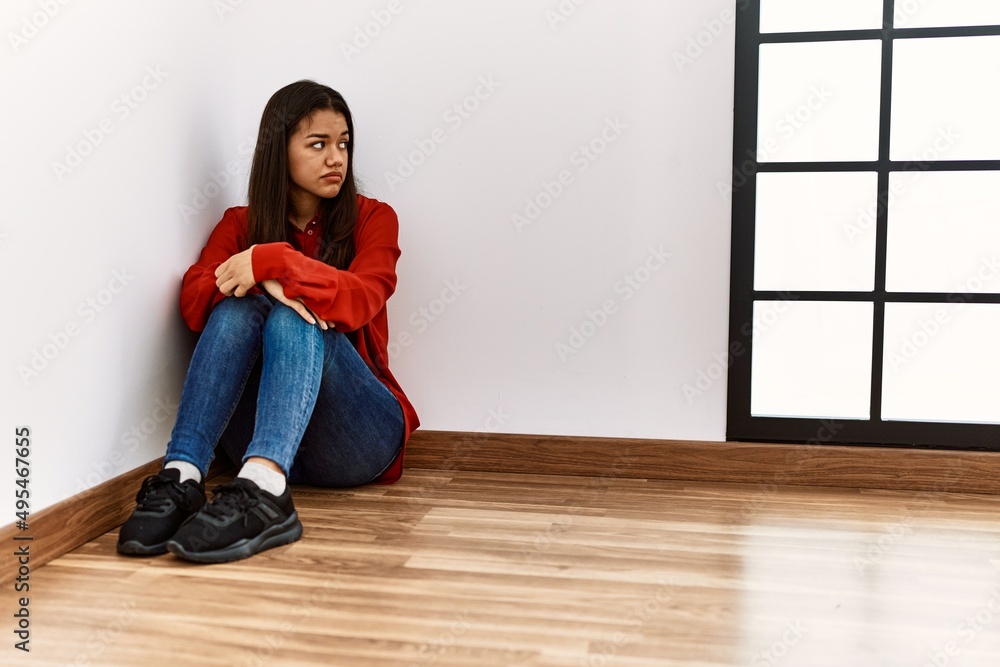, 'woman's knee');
264,302,323,335
264,301,303,328
208,294,271,329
